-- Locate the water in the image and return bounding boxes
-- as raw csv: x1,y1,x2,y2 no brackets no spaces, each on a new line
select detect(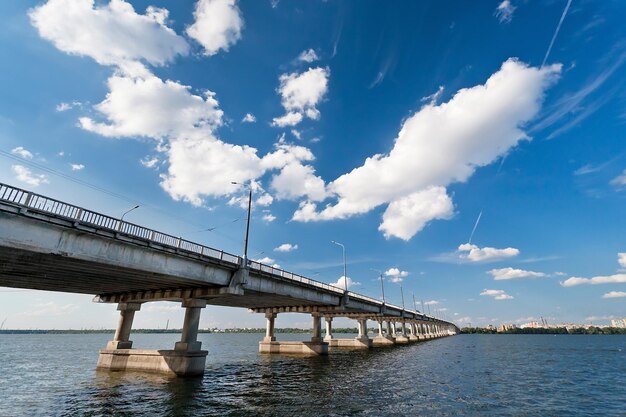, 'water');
0,333,624,416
